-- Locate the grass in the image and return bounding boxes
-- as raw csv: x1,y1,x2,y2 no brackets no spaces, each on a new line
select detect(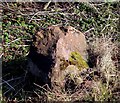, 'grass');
88,35,119,101
1,1,120,102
